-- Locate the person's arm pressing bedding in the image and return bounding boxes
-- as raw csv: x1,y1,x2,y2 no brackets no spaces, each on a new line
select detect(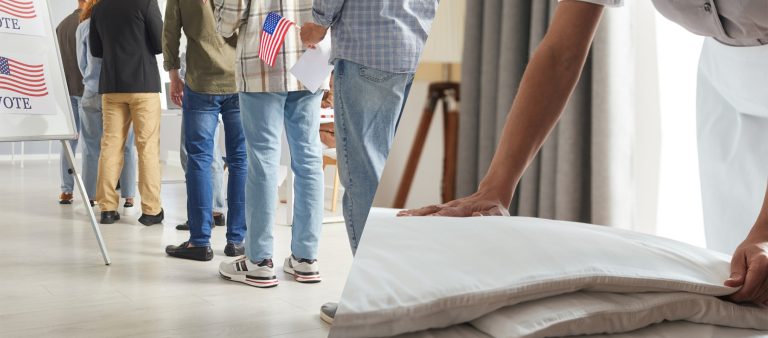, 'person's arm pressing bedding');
398,0,605,217
726,182,768,306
